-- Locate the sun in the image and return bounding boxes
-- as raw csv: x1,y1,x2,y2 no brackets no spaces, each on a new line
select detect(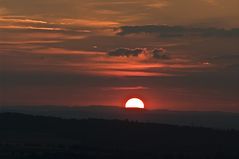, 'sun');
125,98,144,109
